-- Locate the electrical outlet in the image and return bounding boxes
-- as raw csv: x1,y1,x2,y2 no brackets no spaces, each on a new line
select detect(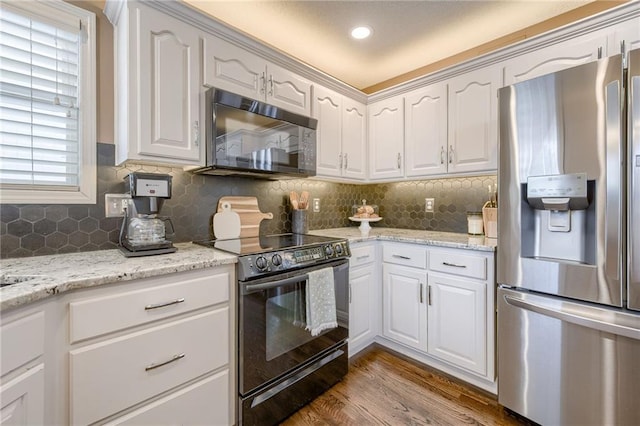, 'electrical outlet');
312,198,321,213
425,198,435,213
105,194,131,217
